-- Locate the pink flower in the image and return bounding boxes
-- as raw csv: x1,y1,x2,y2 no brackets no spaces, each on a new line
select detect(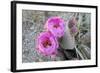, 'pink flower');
45,17,65,38
36,32,58,56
